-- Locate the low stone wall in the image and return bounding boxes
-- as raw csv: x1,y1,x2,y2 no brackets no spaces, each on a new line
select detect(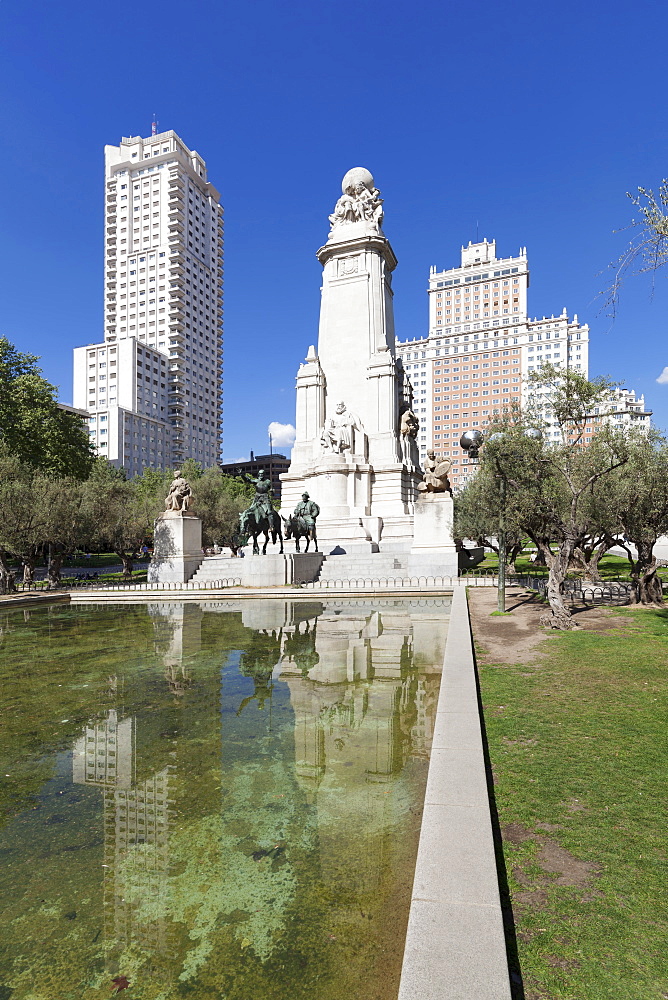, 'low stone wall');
398,586,511,1000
